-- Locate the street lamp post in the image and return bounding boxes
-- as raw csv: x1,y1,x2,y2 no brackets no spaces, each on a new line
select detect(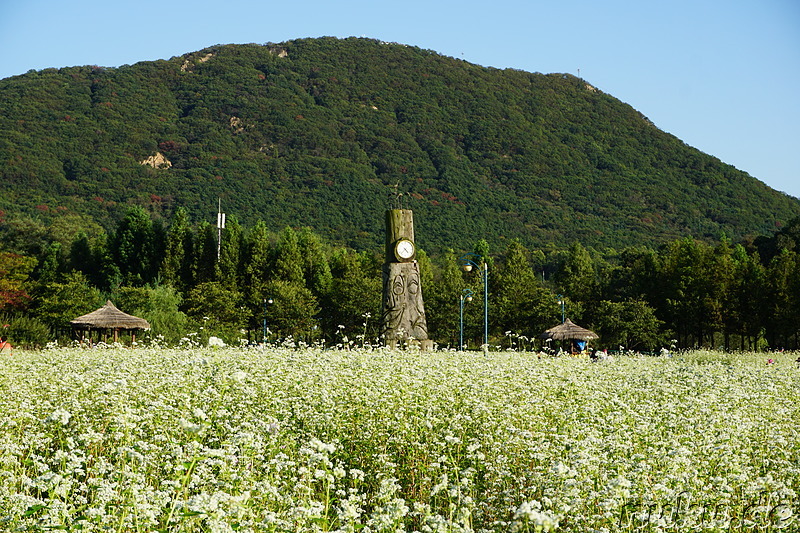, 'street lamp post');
557,294,565,324
262,298,273,343
459,288,474,351
459,253,488,349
